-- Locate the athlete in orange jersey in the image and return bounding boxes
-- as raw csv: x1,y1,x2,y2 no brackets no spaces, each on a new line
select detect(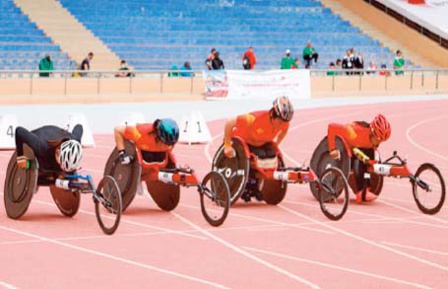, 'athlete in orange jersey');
114,118,179,164
327,114,391,202
223,96,294,158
